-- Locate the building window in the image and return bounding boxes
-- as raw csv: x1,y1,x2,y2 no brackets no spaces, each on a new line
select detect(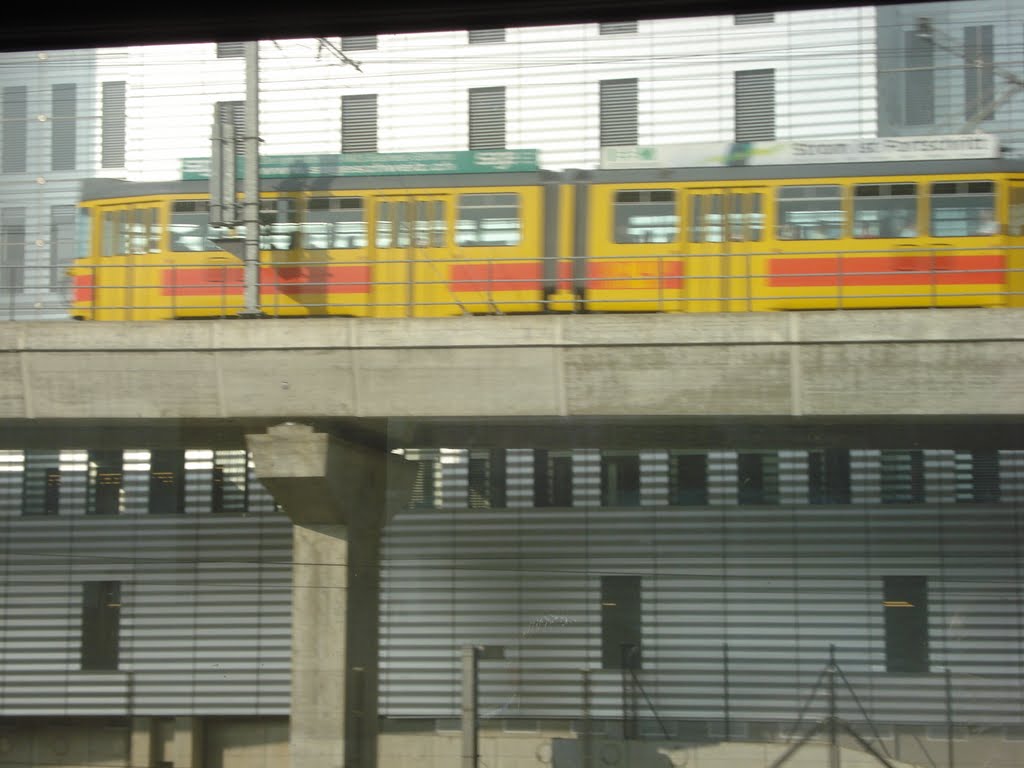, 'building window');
212,450,248,514
89,450,123,515
1,207,26,293
50,205,76,289
958,450,1000,503
51,83,77,171
669,452,708,506
101,81,126,169
883,576,929,674
601,453,640,507
737,452,779,505
880,450,924,504
533,450,573,507
734,68,775,142
468,86,505,151
82,581,120,671
599,78,638,147
903,30,934,126
468,449,507,509
23,451,61,516
735,13,774,25
149,450,185,515
599,22,637,35
2,86,27,173
216,41,245,58
468,29,505,44
215,100,245,156
808,449,851,504
341,94,378,154
964,25,994,122
410,457,437,509
601,575,641,670
341,36,377,51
